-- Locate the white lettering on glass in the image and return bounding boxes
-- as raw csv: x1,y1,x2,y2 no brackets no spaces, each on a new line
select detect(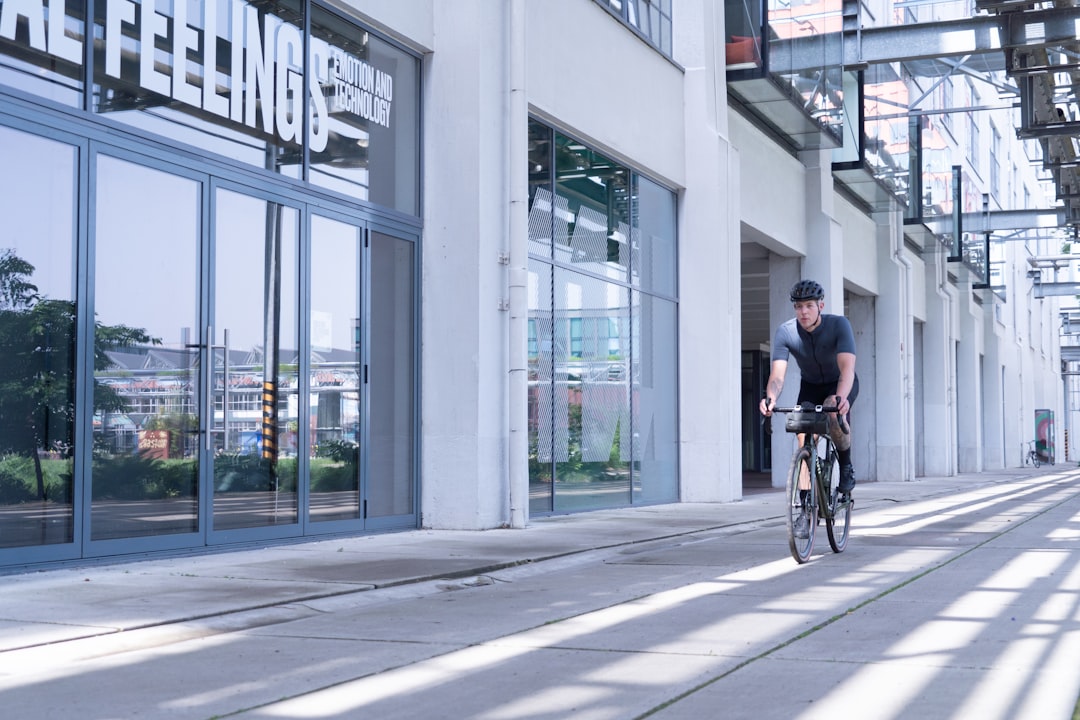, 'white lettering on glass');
308,36,330,153
243,4,273,133
201,0,229,118
1,0,47,52
0,0,397,148
104,0,135,78
49,0,82,63
171,0,201,106
140,1,171,95
274,21,302,143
